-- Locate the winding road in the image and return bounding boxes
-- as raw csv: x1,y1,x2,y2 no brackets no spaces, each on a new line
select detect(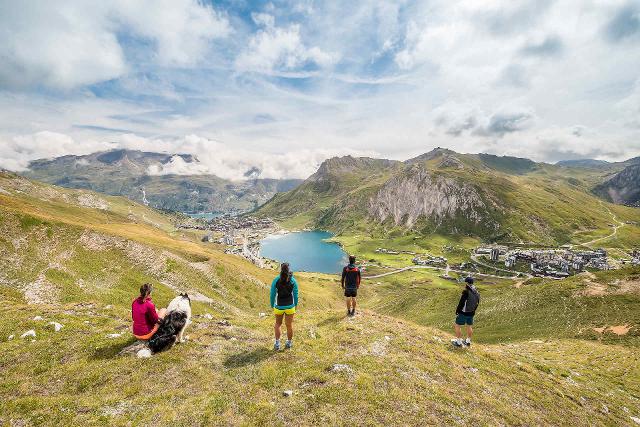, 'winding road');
363,263,524,280
580,203,625,248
